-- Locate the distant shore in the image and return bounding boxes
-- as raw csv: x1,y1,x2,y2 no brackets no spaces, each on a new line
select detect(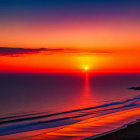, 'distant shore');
84,119,140,140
